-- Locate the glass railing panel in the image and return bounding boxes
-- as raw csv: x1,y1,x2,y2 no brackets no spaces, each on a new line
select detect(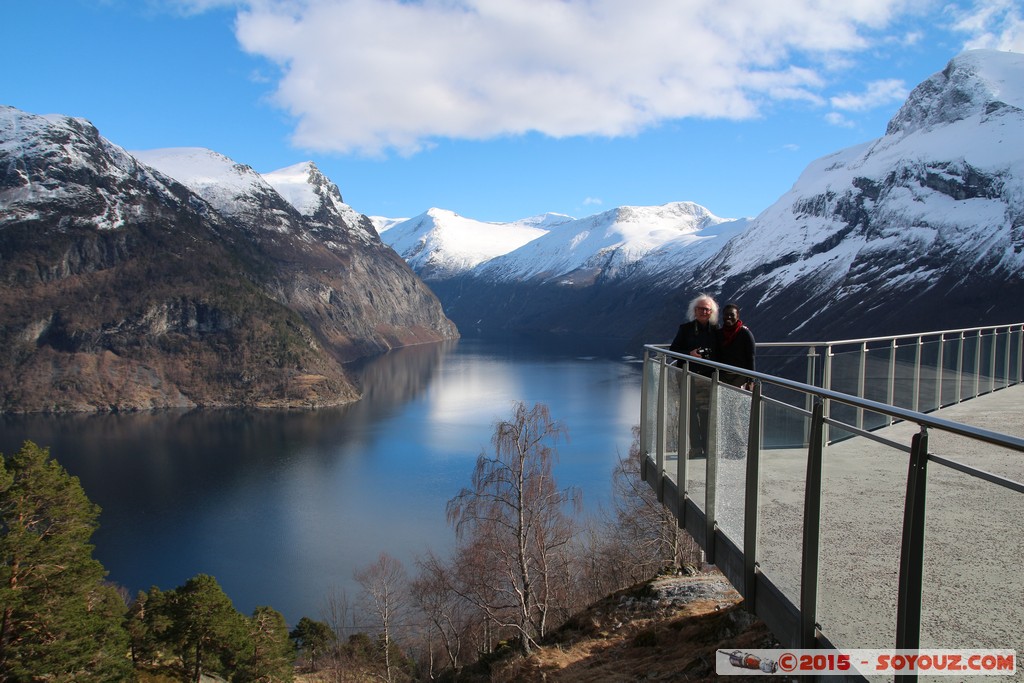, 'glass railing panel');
826,348,862,427
641,356,660,459
915,339,943,414
1011,329,1024,384
761,388,809,448
861,346,893,431
994,330,1007,386
971,331,993,397
684,372,711,513
919,462,1023,668
815,423,905,651
712,382,752,547
891,341,920,412
755,400,811,606
664,363,684,464
938,335,963,408
959,333,982,402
